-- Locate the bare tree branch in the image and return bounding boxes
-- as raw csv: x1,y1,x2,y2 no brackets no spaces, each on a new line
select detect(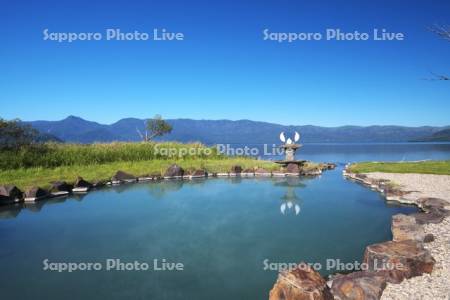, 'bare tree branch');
425,24,449,80
428,24,450,41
